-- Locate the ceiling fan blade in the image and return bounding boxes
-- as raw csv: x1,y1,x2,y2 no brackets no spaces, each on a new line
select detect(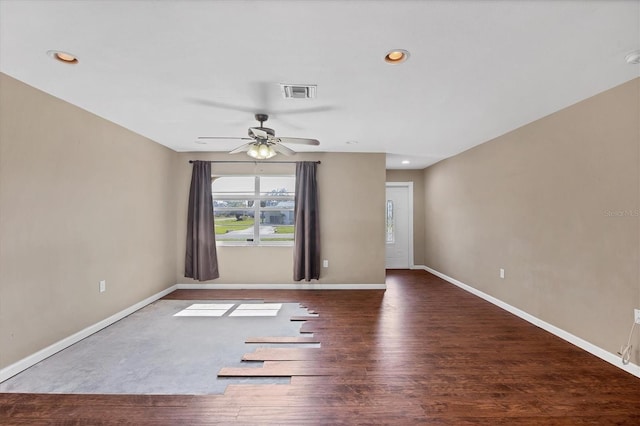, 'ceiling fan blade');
277,137,320,146
272,143,296,156
272,105,335,115
249,128,269,139
229,142,254,154
187,98,257,114
197,136,253,141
